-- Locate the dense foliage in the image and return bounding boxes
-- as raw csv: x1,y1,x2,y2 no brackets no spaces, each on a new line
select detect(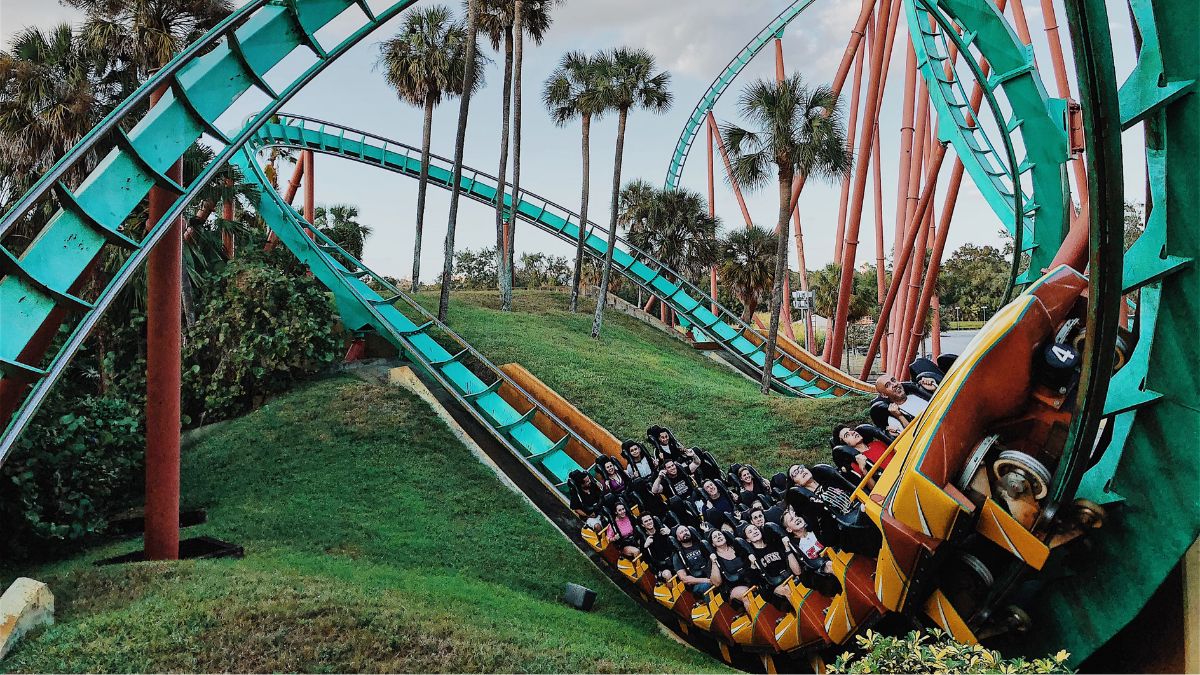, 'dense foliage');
182,258,341,426
0,393,144,558
830,630,1072,674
